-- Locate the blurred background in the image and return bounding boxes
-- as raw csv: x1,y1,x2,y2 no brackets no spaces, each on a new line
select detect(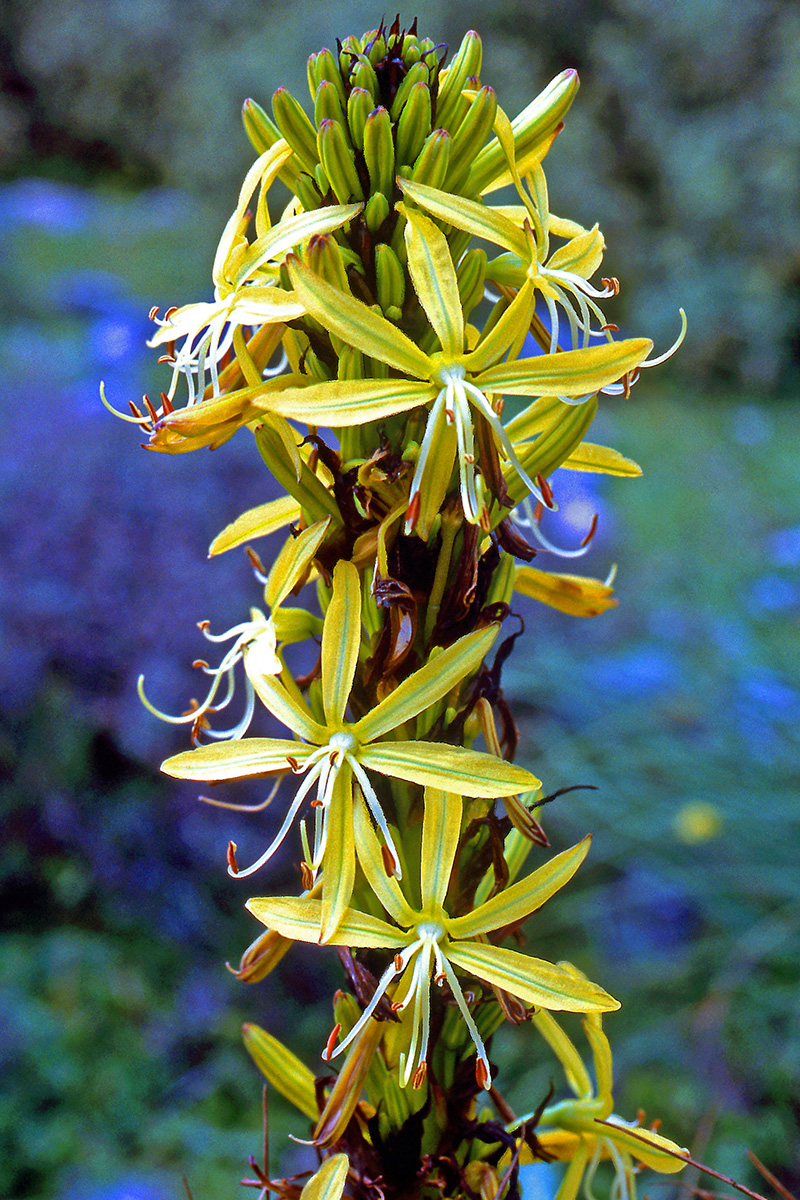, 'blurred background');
1,0,798,1197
